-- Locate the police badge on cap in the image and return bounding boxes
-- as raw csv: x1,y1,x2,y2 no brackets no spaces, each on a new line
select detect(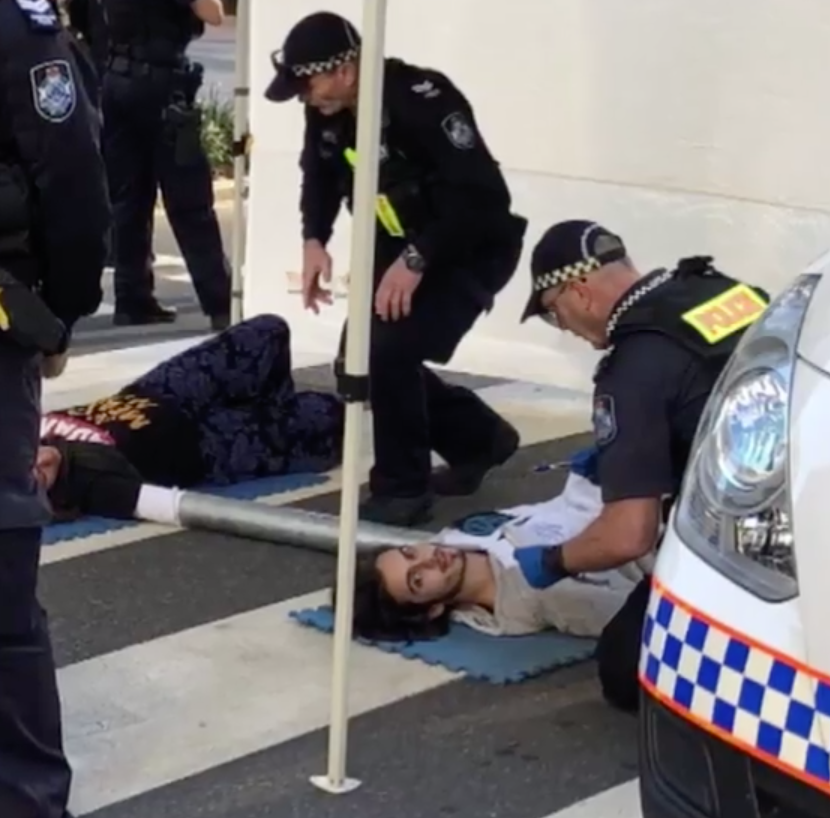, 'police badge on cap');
30,60,76,123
